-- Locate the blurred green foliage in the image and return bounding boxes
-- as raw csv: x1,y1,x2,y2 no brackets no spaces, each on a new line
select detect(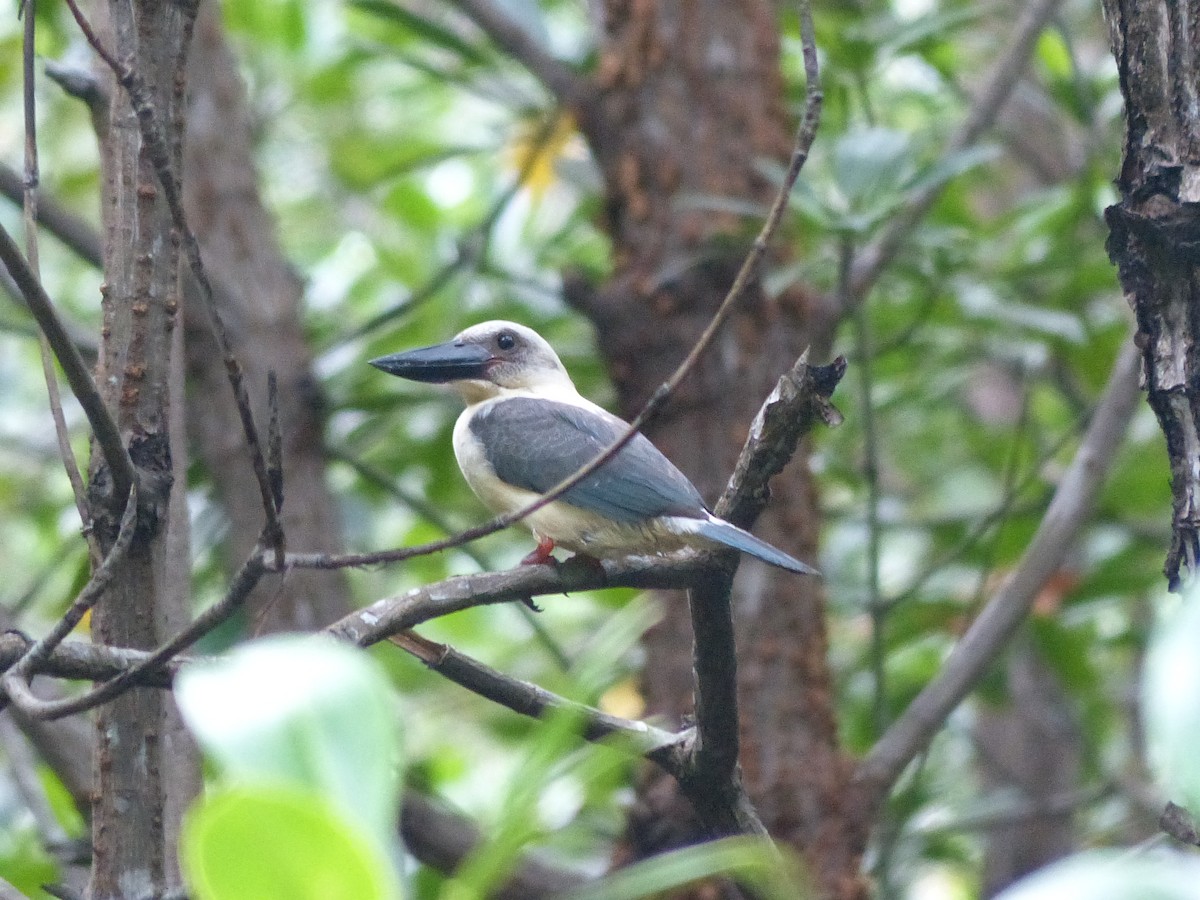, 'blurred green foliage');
0,0,1176,896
